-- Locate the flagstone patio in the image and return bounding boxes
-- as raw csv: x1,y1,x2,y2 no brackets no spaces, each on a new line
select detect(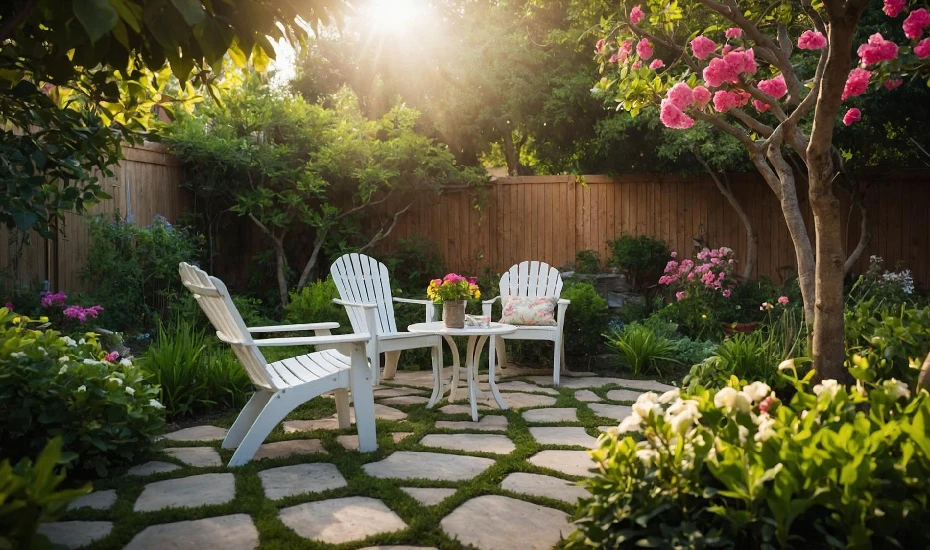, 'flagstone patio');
51,367,674,550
